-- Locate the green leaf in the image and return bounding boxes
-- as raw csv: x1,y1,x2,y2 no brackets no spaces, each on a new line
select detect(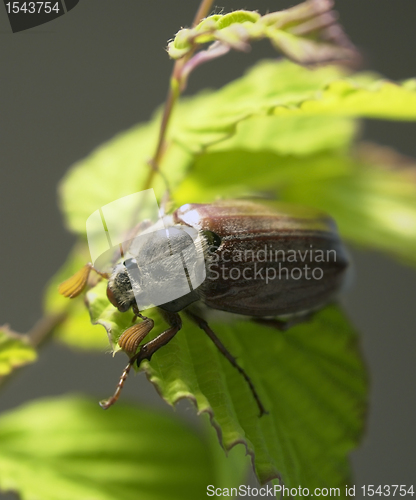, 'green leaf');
149,307,366,490
281,144,416,265
168,2,359,65
208,115,358,157
59,60,416,239
59,61,359,237
169,61,352,155
174,150,353,204
170,61,416,154
0,396,248,500
0,327,37,377
273,77,416,119
59,120,194,235
54,300,108,351
86,277,366,492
